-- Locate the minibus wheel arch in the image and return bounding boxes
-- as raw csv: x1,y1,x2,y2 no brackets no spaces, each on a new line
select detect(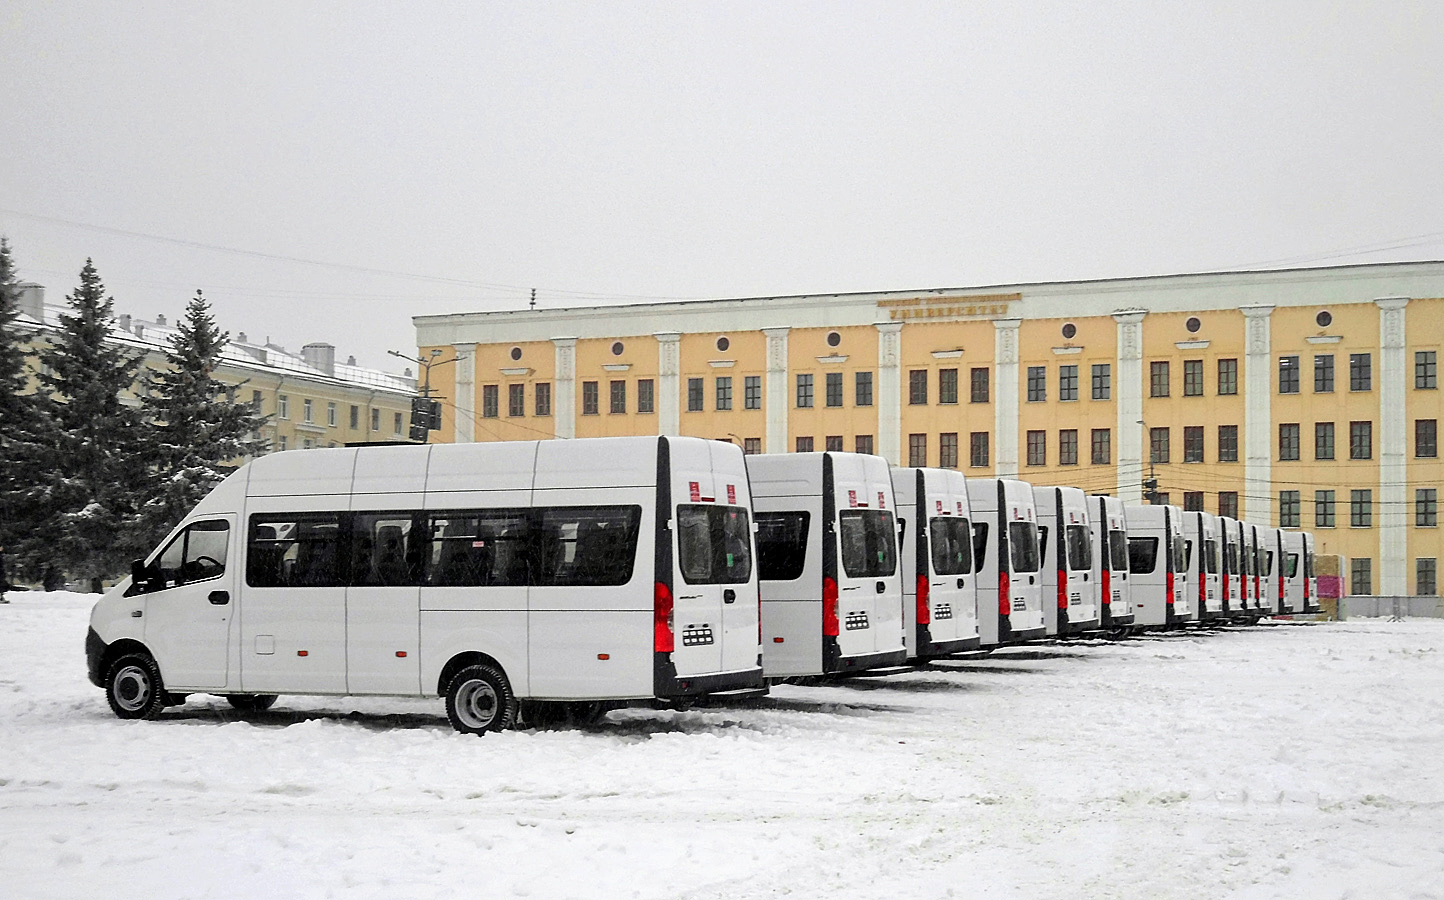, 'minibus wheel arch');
436,652,508,698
